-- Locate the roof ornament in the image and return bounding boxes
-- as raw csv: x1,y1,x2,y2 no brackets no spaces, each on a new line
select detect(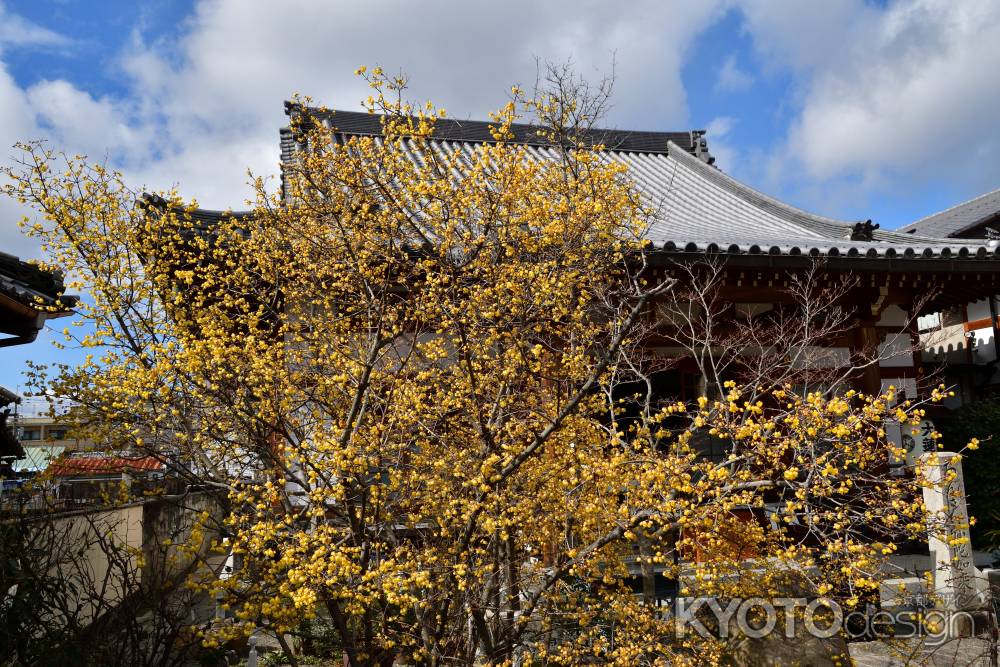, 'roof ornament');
850,219,880,242
691,130,716,166
139,192,168,212
985,227,1000,240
